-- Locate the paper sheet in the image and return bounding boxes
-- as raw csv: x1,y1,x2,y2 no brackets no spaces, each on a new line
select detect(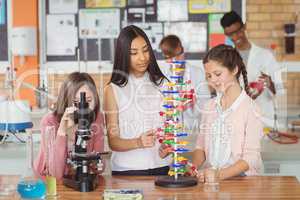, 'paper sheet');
164,22,207,52
208,14,225,48
86,0,126,8
209,14,224,34
157,0,188,21
123,22,163,51
189,0,231,14
46,15,78,55
127,8,146,22
49,0,78,14
79,9,120,39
